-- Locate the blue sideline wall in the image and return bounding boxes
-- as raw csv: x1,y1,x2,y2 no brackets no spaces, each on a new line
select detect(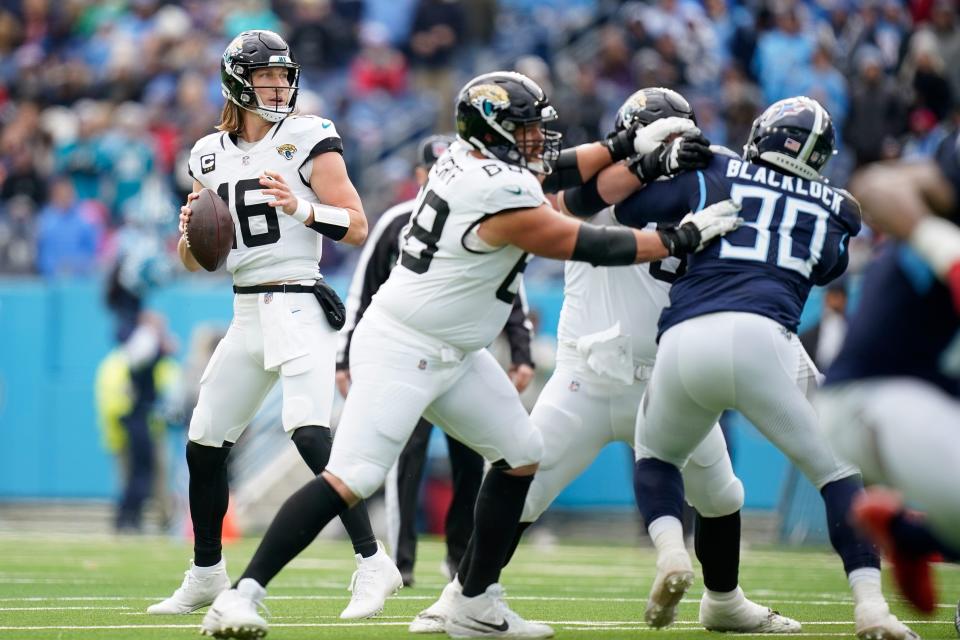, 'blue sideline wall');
0,276,825,510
